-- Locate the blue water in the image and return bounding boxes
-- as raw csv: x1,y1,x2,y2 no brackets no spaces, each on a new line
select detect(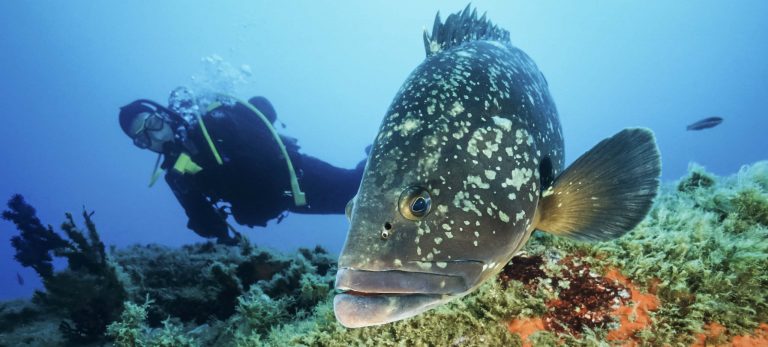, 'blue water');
1,2,766,301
